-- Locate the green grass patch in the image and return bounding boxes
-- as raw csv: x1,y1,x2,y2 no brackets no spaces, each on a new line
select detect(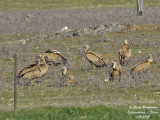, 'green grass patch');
0,106,159,120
